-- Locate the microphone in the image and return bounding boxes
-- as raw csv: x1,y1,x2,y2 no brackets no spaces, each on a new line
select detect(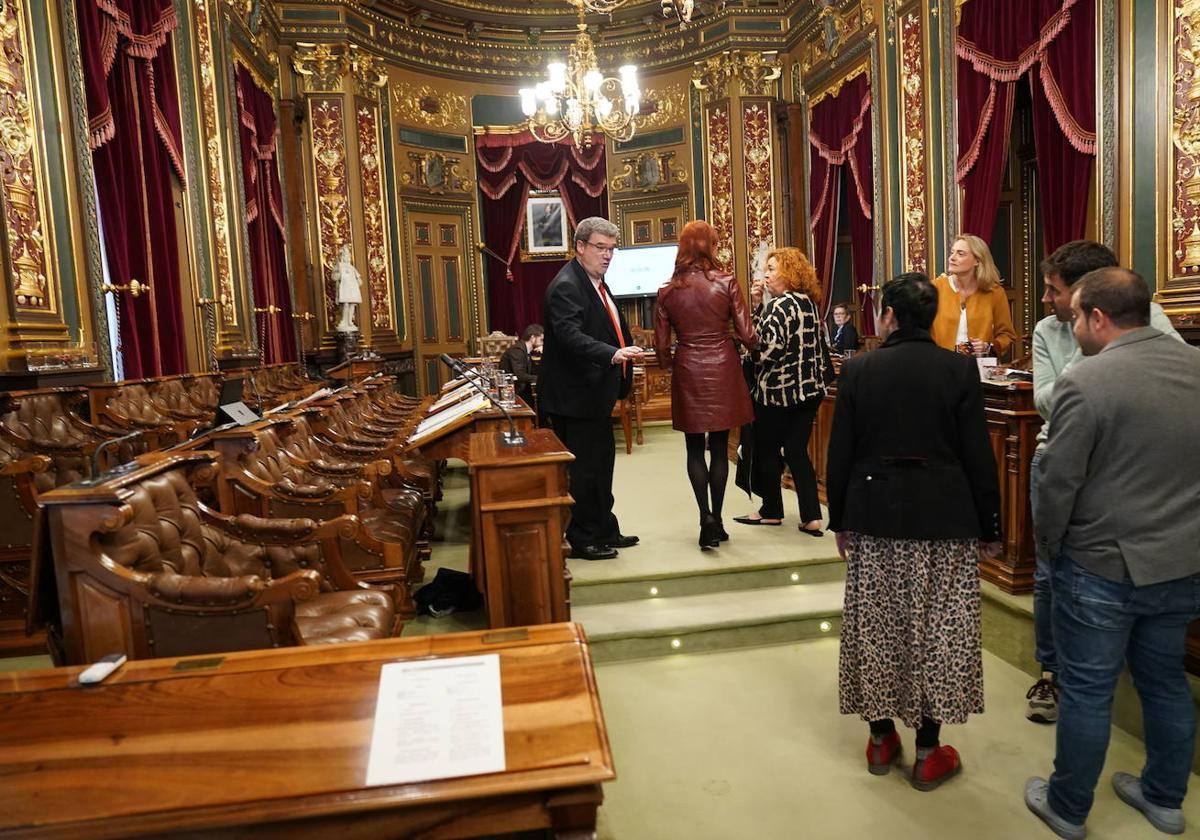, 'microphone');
247,374,266,414
438,353,525,447
90,430,143,478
